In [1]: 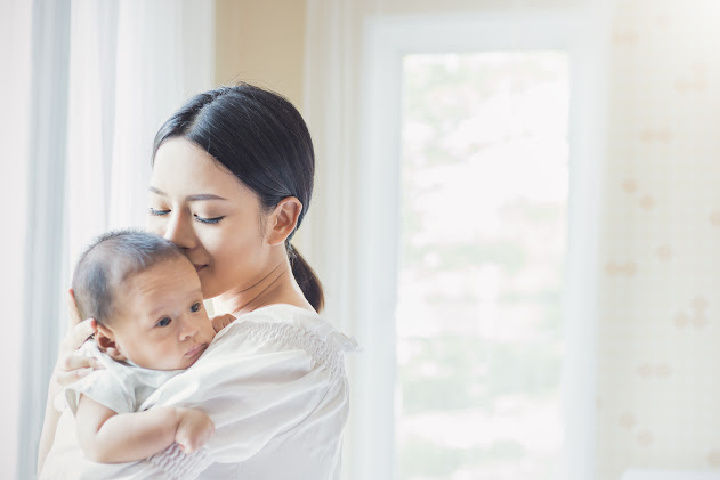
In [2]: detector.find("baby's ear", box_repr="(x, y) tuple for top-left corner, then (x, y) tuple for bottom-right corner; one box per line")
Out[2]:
(95, 325), (117, 351)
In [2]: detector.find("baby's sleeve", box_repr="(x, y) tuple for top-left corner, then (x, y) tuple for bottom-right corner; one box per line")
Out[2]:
(64, 342), (137, 415)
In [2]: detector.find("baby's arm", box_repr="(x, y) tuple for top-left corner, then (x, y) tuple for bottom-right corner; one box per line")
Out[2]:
(75, 395), (214, 463)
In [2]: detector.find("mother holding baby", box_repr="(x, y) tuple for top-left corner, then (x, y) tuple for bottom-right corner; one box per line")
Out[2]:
(37, 84), (354, 479)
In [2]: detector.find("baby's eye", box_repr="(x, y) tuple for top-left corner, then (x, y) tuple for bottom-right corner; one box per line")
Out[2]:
(191, 302), (202, 313)
(155, 316), (172, 327)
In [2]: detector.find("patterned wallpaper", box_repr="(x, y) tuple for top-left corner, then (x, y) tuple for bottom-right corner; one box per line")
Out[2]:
(597, 0), (720, 478)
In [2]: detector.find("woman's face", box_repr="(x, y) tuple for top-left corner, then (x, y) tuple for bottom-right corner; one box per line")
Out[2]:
(147, 137), (271, 299)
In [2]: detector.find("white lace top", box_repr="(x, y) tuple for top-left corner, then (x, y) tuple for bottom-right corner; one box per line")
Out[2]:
(41, 304), (356, 480)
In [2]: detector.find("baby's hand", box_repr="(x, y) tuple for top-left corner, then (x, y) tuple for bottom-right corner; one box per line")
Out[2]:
(175, 407), (215, 454)
(211, 314), (236, 333)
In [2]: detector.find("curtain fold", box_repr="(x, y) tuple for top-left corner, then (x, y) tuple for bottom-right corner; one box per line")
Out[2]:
(17, 1), (214, 477)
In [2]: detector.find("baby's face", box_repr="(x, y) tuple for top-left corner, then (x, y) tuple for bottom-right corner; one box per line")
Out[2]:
(105, 256), (215, 370)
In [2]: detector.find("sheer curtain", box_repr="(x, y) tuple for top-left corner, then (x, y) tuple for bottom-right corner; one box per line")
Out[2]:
(16, 1), (214, 477)
(0, 1), (32, 478)
(65, 0), (214, 274)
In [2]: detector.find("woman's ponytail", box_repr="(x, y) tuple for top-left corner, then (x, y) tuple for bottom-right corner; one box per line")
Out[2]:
(288, 244), (324, 313)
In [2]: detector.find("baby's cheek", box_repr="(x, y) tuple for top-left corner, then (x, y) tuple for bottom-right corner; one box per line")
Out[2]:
(202, 321), (217, 341)
(153, 341), (184, 369)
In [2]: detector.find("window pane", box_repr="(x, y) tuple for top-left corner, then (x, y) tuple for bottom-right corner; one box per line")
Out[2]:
(396, 52), (569, 479)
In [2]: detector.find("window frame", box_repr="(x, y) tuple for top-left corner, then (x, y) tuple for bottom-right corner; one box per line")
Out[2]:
(352, 9), (609, 479)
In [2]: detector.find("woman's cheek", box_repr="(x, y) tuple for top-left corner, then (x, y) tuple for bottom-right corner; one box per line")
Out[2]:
(145, 215), (166, 235)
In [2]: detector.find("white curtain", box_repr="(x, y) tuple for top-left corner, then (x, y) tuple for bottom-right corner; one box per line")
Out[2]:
(0, 1), (33, 478)
(65, 0), (215, 274)
(15, 1), (214, 478)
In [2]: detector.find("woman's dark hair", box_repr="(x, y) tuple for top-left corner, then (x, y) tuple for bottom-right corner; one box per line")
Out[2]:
(152, 83), (324, 312)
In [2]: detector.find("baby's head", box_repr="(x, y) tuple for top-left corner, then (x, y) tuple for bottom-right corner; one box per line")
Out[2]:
(72, 231), (215, 370)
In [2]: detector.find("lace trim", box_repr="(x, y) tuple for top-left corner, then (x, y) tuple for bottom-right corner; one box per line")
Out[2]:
(147, 443), (212, 480)
(231, 321), (353, 381)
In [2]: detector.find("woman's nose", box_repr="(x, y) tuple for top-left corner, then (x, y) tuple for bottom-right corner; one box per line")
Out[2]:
(164, 210), (197, 250)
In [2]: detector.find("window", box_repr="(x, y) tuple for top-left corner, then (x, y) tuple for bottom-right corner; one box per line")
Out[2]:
(396, 52), (569, 479)
(352, 12), (604, 479)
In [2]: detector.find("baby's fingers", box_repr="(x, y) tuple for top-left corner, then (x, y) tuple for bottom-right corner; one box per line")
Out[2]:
(211, 314), (235, 333)
(176, 436), (199, 455)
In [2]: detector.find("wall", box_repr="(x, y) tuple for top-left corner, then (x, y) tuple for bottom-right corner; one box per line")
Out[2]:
(215, 0), (307, 111)
(597, 0), (720, 477)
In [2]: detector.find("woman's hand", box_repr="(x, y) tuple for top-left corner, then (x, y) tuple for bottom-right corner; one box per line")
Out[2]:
(211, 314), (236, 333)
(51, 289), (103, 387)
(38, 289), (104, 473)
(174, 407), (215, 454)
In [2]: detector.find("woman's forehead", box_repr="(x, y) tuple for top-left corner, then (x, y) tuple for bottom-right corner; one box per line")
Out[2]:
(151, 137), (250, 199)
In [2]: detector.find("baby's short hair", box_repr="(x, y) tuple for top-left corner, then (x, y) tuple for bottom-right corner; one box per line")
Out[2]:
(71, 230), (184, 326)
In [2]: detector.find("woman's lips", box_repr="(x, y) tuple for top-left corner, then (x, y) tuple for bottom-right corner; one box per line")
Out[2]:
(185, 342), (208, 358)
(193, 264), (207, 273)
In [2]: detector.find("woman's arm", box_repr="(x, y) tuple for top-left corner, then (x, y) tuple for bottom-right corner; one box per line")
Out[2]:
(37, 293), (99, 474)
(37, 377), (63, 473)
(75, 395), (214, 463)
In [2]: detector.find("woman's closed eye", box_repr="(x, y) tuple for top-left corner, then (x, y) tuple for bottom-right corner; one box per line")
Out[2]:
(148, 207), (170, 216)
(194, 214), (225, 224)
(191, 302), (202, 313)
(155, 316), (172, 327)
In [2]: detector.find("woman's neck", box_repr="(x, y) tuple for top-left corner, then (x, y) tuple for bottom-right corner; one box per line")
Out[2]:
(213, 254), (313, 316)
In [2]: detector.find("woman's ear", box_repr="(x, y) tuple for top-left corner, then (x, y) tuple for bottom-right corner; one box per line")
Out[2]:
(95, 324), (118, 352)
(266, 197), (302, 246)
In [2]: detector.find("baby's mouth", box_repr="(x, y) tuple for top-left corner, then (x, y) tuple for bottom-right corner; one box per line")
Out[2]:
(193, 264), (208, 273)
(185, 342), (208, 359)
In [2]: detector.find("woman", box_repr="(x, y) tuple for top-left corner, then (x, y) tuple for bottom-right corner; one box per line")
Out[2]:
(38, 84), (354, 479)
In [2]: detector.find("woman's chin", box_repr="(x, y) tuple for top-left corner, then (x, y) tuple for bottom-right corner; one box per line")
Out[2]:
(200, 282), (222, 300)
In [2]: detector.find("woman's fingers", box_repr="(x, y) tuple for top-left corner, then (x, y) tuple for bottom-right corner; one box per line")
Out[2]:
(61, 352), (99, 372)
(52, 318), (101, 387)
(60, 318), (96, 351)
(65, 289), (82, 327)
(54, 367), (94, 387)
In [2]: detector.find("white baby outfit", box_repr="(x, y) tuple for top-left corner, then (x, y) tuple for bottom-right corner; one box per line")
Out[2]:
(41, 304), (356, 480)
(60, 341), (182, 416)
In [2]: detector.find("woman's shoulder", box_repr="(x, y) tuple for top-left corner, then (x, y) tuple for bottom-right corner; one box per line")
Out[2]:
(227, 304), (357, 352)
(206, 304), (357, 378)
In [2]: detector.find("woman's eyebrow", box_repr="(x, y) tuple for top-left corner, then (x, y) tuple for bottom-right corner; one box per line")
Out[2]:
(185, 193), (228, 202)
(148, 186), (227, 202)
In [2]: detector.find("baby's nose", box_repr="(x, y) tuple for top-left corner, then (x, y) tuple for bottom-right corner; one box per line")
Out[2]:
(178, 317), (198, 340)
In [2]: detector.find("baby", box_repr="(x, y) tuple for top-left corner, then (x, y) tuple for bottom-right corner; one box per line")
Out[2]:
(63, 230), (234, 463)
